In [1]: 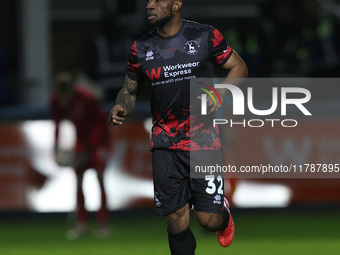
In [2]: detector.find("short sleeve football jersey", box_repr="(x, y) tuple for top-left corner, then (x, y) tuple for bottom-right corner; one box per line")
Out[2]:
(126, 20), (233, 151)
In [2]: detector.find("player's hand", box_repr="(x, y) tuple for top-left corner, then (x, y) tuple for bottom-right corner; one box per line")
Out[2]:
(207, 93), (223, 115)
(108, 105), (128, 125)
(198, 89), (225, 115)
(73, 151), (90, 169)
(54, 149), (74, 167)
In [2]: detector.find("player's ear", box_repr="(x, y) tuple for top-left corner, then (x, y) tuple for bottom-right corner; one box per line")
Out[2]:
(173, 0), (183, 12)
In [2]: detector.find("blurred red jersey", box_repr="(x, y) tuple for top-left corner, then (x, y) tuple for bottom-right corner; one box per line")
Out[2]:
(50, 85), (108, 153)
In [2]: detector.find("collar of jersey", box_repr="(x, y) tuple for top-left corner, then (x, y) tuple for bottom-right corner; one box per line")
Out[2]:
(156, 19), (186, 39)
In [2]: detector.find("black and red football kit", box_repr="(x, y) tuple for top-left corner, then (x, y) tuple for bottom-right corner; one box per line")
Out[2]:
(127, 19), (233, 151)
(126, 20), (233, 215)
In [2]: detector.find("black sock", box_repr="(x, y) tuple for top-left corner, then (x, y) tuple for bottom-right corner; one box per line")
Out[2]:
(168, 227), (196, 255)
(219, 209), (230, 231)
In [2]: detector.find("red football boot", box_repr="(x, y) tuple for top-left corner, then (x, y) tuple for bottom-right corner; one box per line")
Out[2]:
(216, 197), (235, 247)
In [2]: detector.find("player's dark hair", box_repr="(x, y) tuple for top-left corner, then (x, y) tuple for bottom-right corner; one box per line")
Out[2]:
(53, 72), (75, 92)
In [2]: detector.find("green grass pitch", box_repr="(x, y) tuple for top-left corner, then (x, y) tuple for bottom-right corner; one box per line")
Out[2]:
(1, 208), (339, 255)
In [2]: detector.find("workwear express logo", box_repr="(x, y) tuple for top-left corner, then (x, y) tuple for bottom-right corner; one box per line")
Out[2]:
(198, 80), (312, 128)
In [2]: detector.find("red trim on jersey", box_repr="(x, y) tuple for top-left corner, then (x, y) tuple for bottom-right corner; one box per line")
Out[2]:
(128, 61), (140, 72)
(131, 41), (138, 55)
(216, 46), (232, 65)
(211, 29), (225, 48)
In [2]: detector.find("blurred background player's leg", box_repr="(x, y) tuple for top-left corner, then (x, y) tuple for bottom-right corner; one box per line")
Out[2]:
(66, 166), (88, 240)
(95, 169), (110, 238)
(93, 147), (110, 238)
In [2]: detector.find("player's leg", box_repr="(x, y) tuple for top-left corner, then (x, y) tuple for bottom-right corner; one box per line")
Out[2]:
(191, 176), (234, 247)
(194, 199), (234, 246)
(66, 166), (88, 239)
(190, 174), (226, 232)
(216, 197), (235, 247)
(75, 167), (87, 224)
(96, 170), (109, 225)
(193, 211), (224, 231)
(166, 203), (190, 233)
(152, 149), (196, 255)
(95, 169), (110, 238)
(167, 203), (196, 255)
(190, 149), (234, 247)
(91, 147), (110, 238)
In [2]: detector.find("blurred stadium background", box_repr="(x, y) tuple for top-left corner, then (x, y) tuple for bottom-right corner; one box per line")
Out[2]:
(0, 0), (340, 254)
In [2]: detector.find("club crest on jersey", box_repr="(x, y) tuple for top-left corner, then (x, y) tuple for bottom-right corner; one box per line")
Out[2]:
(185, 40), (200, 55)
(154, 192), (162, 208)
(146, 50), (154, 61)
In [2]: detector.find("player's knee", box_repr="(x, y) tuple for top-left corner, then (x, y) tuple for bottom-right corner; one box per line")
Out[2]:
(196, 213), (221, 232)
(167, 209), (188, 225)
(166, 205), (190, 233)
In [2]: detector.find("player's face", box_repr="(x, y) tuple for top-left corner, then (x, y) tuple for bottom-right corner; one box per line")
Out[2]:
(146, 0), (175, 27)
(54, 76), (75, 105)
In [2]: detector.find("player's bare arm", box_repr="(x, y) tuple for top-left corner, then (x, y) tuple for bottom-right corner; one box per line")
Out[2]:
(108, 75), (142, 125)
(222, 50), (248, 85)
(207, 51), (248, 114)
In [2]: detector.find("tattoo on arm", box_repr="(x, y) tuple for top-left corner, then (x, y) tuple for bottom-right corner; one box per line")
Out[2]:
(116, 75), (141, 114)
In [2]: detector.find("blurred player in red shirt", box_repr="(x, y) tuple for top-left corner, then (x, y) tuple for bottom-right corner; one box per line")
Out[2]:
(50, 72), (109, 239)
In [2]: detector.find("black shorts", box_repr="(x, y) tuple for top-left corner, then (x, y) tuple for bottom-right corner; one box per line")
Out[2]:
(152, 149), (224, 216)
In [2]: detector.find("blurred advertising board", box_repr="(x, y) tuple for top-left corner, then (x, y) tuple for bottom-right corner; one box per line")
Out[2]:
(0, 117), (339, 211)
(0, 120), (153, 212)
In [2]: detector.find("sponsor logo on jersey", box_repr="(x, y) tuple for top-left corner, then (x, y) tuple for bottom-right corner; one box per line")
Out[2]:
(185, 40), (200, 55)
(213, 194), (222, 204)
(146, 50), (154, 61)
(146, 67), (162, 80)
